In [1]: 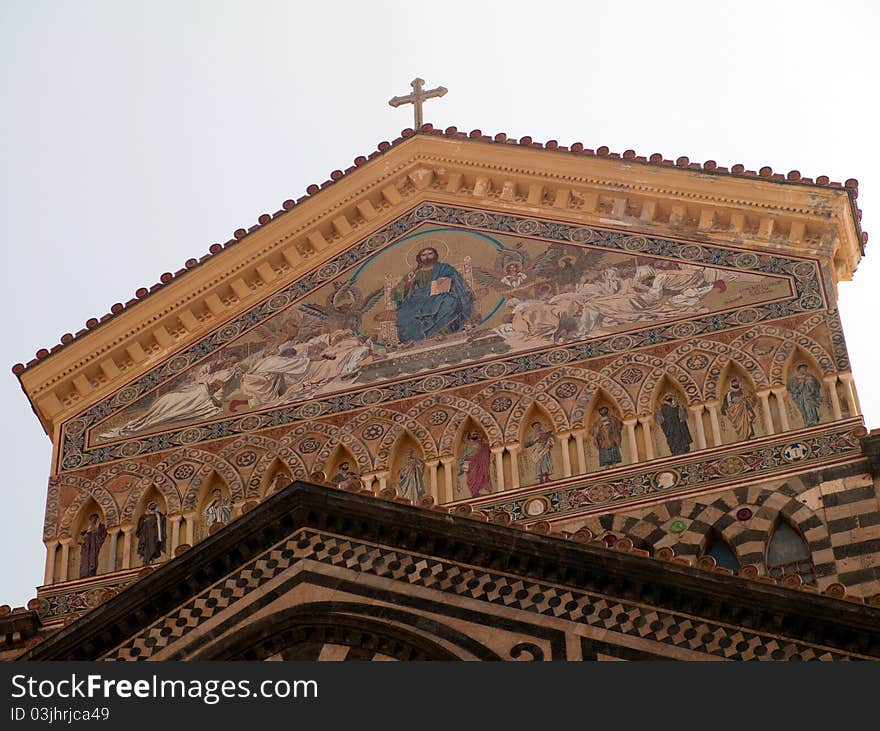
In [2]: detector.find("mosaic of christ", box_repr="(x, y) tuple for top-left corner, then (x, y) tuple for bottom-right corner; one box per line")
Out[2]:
(92, 225), (790, 442)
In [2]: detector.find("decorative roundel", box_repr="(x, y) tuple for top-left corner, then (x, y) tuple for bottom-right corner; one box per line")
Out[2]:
(317, 263), (339, 279)
(679, 245), (705, 261)
(602, 533), (619, 546)
(237, 415), (263, 432)
(669, 519), (687, 534)
(716, 456), (745, 476)
(64, 419), (87, 437)
(620, 367), (643, 385)
(490, 396), (513, 413)
(115, 386), (141, 405)
(428, 410), (449, 426)
(168, 355), (190, 373)
(610, 335), (634, 352)
(621, 236), (648, 252)
(735, 252), (759, 269)
(799, 294), (823, 310)
(298, 437), (320, 453)
(736, 508), (753, 521)
(464, 211), (490, 228)
(234, 450), (258, 468)
(566, 226), (597, 244)
(267, 294), (291, 310)
(362, 423), (385, 441)
(360, 389), (383, 405)
(554, 382), (579, 399)
(299, 402), (323, 418)
(61, 453), (84, 470)
(524, 497), (548, 517)
(585, 484), (614, 503)
(179, 428), (204, 445)
(366, 232), (390, 249)
(735, 308), (759, 324)
(482, 362), (509, 378)
(671, 322), (698, 338)
(172, 464), (196, 481)
(685, 354), (709, 371)
(422, 375), (448, 392)
(217, 324), (241, 342)
(545, 349), (570, 365)
(750, 340), (775, 356)
(792, 261), (815, 278)
(651, 470), (680, 490)
(515, 219), (540, 235)
(782, 442), (811, 462)
(415, 204), (437, 219)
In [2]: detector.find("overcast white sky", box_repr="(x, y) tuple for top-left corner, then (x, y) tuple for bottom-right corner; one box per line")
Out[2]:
(1, 1), (878, 606)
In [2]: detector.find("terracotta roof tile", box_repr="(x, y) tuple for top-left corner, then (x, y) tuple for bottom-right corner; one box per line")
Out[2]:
(12, 125), (866, 376)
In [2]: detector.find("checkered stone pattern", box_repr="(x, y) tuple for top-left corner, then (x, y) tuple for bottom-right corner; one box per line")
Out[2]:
(105, 530), (856, 661)
(108, 543), (307, 661)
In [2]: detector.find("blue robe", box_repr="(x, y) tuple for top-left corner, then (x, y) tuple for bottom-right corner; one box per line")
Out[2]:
(394, 263), (473, 343)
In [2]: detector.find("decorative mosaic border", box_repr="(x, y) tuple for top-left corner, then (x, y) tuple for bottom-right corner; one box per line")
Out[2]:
(466, 422), (866, 522)
(60, 203), (823, 472)
(105, 529), (861, 661)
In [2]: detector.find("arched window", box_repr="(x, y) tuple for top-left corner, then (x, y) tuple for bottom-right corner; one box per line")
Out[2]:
(767, 521), (815, 585)
(703, 531), (740, 574)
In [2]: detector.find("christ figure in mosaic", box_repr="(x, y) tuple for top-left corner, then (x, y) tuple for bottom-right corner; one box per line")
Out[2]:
(392, 246), (473, 344)
(592, 406), (623, 467)
(524, 421), (555, 484)
(78, 513), (107, 578)
(655, 393), (692, 455)
(458, 431), (492, 497)
(721, 377), (758, 440)
(787, 364), (822, 427)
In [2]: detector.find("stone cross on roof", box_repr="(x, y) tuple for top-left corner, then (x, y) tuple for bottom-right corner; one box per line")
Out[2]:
(388, 77), (447, 129)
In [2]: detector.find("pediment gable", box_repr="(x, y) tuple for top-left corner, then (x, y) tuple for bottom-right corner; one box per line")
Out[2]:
(17, 131), (863, 447)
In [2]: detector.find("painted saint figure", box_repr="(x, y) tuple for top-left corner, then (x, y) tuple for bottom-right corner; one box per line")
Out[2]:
(721, 377), (758, 440)
(655, 394), (693, 456)
(458, 431), (493, 497)
(136, 502), (166, 566)
(396, 449), (426, 502)
(392, 246), (474, 343)
(330, 462), (363, 491)
(787, 364), (822, 427)
(78, 513), (107, 579)
(524, 421), (555, 484)
(204, 488), (232, 528)
(592, 406), (623, 467)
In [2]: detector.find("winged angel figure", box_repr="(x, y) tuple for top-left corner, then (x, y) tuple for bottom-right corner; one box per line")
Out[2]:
(471, 242), (602, 293)
(297, 279), (384, 334)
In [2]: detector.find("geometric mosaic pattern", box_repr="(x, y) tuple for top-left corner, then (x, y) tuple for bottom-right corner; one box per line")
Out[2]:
(61, 202), (823, 471)
(105, 529), (861, 662)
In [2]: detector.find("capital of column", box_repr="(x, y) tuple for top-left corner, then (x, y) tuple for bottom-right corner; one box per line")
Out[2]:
(756, 388), (772, 398)
(688, 404), (705, 414)
(703, 399), (720, 410)
(556, 430), (573, 440)
(490, 445), (506, 455)
(637, 416), (653, 426)
(623, 417), (638, 427)
(838, 371), (854, 384)
(425, 458), (440, 468)
(822, 374), (839, 385)
(770, 386), (787, 397)
(439, 455), (456, 465)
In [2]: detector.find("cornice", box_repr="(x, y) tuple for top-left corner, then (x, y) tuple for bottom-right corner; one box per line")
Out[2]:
(15, 131), (864, 438)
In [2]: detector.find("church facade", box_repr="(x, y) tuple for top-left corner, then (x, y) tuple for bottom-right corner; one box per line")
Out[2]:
(4, 127), (880, 660)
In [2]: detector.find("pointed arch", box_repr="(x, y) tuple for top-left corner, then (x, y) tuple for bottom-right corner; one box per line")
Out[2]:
(313, 427), (372, 475)
(176, 450), (245, 508)
(769, 334), (835, 384)
(636, 357), (702, 415)
(405, 394), (501, 455)
(766, 517), (816, 585)
(106, 462), (181, 521)
(56, 479), (120, 537)
(558, 366), (636, 425)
